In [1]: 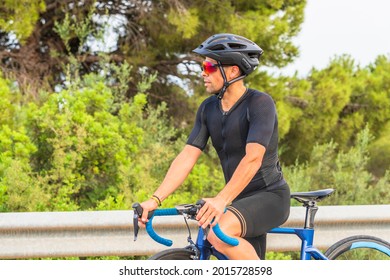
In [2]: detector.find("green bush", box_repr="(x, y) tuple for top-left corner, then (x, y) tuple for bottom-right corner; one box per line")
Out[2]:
(284, 125), (390, 205)
(0, 67), (225, 212)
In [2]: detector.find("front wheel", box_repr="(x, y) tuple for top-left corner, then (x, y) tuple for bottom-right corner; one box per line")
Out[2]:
(325, 235), (390, 260)
(148, 248), (198, 260)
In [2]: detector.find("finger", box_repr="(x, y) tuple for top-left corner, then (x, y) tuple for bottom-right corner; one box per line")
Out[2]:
(210, 214), (220, 227)
(202, 214), (216, 229)
(141, 210), (149, 223)
(196, 204), (209, 220)
(199, 209), (216, 228)
(138, 220), (146, 229)
(210, 208), (224, 226)
(197, 209), (210, 227)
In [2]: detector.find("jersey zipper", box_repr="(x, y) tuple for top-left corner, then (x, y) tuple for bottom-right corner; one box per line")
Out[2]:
(221, 113), (229, 176)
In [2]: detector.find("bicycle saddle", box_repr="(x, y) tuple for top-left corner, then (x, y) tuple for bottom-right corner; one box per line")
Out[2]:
(291, 188), (335, 204)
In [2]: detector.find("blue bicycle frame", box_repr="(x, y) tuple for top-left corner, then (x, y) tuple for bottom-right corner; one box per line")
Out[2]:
(196, 228), (228, 260)
(268, 227), (328, 260)
(194, 226), (328, 260)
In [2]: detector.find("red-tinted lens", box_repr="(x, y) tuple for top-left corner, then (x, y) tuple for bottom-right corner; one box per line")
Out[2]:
(202, 61), (218, 75)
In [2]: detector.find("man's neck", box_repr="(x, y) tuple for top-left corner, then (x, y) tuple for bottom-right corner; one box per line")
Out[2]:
(223, 83), (247, 102)
(220, 82), (247, 111)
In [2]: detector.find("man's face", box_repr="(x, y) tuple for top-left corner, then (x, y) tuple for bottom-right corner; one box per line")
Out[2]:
(201, 57), (238, 94)
(201, 57), (224, 94)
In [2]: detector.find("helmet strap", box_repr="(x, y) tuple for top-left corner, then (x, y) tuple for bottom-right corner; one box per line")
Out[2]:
(217, 62), (247, 99)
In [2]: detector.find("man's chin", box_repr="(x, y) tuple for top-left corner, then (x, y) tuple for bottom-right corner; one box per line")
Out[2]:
(206, 89), (220, 95)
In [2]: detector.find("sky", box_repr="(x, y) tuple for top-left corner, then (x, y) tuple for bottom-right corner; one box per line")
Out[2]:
(276, 0), (390, 76)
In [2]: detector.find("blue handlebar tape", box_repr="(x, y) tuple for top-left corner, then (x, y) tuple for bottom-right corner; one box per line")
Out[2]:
(213, 224), (239, 246)
(145, 207), (239, 247)
(145, 208), (178, 247)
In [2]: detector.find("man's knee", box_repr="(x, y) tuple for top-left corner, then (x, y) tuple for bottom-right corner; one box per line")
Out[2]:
(207, 226), (240, 252)
(207, 228), (226, 252)
(207, 211), (242, 250)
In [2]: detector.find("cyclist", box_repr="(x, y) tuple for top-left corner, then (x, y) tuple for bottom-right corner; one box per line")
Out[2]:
(138, 33), (290, 260)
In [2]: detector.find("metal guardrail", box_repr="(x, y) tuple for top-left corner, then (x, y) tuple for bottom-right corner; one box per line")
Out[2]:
(0, 205), (389, 259)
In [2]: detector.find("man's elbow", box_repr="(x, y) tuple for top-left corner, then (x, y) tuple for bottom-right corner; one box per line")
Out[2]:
(245, 143), (266, 165)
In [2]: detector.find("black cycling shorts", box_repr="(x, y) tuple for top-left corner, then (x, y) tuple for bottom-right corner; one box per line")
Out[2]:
(227, 182), (290, 238)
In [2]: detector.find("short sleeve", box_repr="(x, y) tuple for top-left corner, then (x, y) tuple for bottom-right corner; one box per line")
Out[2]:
(246, 93), (276, 148)
(186, 100), (210, 150)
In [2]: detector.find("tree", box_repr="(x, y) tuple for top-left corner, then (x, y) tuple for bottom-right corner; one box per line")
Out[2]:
(254, 55), (390, 170)
(0, 0), (306, 124)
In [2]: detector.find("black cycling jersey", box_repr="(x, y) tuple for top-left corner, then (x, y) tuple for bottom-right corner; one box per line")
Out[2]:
(187, 88), (285, 195)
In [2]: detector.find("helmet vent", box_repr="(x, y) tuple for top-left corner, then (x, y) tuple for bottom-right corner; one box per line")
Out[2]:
(208, 44), (226, 51)
(248, 52), (261, 58)
(228, 43), (247, 49)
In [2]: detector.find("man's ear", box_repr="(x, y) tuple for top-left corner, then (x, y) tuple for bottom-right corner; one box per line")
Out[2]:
(231, 65), (242, 78)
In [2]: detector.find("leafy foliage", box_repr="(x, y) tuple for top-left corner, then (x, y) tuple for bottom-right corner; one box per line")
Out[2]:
(0, 0), (306, 125)
(283, 126), (390, 206)
(0, 0), (388, 213)
(0, 0), (46, 42)
(0, 60), (226, 211)
(249, 55), (390, 178)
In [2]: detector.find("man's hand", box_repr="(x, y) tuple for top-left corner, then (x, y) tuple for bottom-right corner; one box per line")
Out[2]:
(196, 196), (227, 228)
(138, 199), (159, 228)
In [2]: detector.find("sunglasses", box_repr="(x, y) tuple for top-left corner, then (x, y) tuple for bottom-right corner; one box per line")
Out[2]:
(201, 61), (219, 75)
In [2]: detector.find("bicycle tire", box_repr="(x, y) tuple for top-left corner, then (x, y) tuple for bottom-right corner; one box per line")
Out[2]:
(148, 248), (197, 260)
(325, 235), (390, 260)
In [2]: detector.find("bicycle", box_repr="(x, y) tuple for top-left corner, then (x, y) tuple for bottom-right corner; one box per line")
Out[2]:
(132, 188), (390, 260)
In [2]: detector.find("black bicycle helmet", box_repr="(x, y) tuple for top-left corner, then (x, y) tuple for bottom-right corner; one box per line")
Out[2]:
(192, 33), (263, 75)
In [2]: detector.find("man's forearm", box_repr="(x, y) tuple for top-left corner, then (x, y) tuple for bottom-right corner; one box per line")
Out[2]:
(153, 145), (202, 202)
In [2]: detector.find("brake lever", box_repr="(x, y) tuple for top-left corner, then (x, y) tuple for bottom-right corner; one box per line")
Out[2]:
(132, 202), (154, 241)
(194, 200), (211, 240)
(196, 199), (205, 207)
